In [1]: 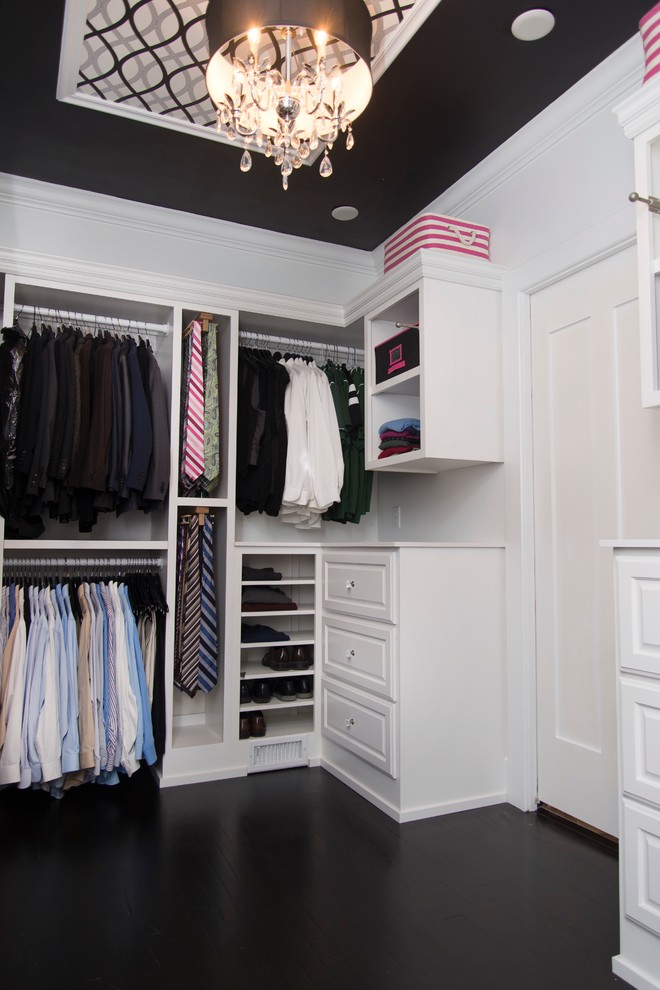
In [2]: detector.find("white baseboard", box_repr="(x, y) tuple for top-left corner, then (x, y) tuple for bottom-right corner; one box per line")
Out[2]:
(613, 955), (660, 990)
(321, 759), (506, 823)
(321, 760), (402, 821)
(157, 765), (248, 788)
(397, 791), (508, 823)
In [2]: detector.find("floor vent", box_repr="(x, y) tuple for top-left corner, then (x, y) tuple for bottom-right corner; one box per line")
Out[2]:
(248, 735), (308, 773)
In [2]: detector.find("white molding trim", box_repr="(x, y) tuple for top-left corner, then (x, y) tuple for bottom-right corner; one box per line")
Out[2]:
(0, 246), (348, 329)
(320, 760), (402, 820)
(371, 0), (443, 83)
(345, 250), (506, 323)
(0, 173), (378, 281)
(397, 792), (507, 823)
(614, 74), (660, 138)
(417, 37), (644, 222)
(612, 956), (660, 990)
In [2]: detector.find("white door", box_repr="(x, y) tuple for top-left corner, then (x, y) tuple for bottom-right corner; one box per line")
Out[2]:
(532, 246), (641, 837)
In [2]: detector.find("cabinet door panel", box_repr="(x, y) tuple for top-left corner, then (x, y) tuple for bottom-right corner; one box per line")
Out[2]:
(323, 552), (395, 621)
(322, 679), (396, 778)
(623, 800), (660, 936)
(621, 678), (660, 806)
(322, 614), (396, 700)
(617, 555), (660, 677)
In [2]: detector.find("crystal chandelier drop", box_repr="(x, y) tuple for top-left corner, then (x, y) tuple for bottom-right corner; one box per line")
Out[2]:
(204, 0), (373, 190)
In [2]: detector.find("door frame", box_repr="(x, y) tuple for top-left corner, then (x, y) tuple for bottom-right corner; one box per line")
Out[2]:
(502, 213), (636, 812)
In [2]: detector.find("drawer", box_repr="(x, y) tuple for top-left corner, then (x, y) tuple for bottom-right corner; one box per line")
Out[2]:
(322, 614), (396, 700)
(622, 799), (660, 936)
(621, 678), (660, 806)
(323, 552), (396, 622)
(616, 554), (660, 677)
(322, 679), (396, 778)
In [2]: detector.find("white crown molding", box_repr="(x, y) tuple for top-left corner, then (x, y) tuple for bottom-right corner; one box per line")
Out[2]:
(416, 36), (645, 223)
(0, 173), (378, 280)
(344, 250), (505, 323)
(614, 74), (660, 138)
(0, 245), (347, 329)
(371, 0), (443, 83)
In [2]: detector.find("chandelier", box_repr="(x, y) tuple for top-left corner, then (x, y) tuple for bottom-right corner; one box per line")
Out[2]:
(204, 0), (373, 190)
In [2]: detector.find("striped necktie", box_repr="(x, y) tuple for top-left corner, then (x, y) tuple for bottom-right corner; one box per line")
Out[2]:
(176, 516), (202, 698)
(183, 322), (205, 488)
(200, 325), (220, 491)
(198, 514), (219, 693)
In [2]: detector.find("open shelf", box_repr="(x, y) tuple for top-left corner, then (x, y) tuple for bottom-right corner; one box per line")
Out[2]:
(240, 707), (315, 738)
(241, 659), (315, 679)
(240, 698), (314, 712)
(371, 368), (421, 396)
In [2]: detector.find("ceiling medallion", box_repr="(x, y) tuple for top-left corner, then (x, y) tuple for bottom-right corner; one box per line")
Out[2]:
(204, 0), (373, 189)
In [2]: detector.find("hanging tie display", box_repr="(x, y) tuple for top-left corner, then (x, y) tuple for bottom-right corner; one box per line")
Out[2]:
(174, 508), (220, 698)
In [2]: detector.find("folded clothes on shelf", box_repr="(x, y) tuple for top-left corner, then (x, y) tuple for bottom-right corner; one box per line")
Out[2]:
(241, 586), (295, 605)
(377, 417), (421, 458)
(378, 446), (421, 459)
(242, 565), (283, 581)
(378, 418), (421, 436)
(241, 623), (291, 643)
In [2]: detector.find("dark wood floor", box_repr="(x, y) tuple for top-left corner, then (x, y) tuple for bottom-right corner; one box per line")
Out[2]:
(0, 766), (631, 990)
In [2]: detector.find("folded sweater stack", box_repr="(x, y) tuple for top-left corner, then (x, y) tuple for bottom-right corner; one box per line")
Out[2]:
(241, 586), (298, 611)
(377, 418), (421, 459)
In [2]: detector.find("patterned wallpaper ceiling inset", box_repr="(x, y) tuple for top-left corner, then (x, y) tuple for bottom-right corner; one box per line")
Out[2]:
(63, 0), (428, 138)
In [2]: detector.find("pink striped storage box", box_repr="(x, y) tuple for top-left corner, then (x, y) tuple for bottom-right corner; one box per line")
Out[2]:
(641, 2), (660, 83)
(384, 213), (490, 273)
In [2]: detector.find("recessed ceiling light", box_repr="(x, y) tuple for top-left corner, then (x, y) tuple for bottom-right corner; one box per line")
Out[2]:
(332, 205), (359, 221)
(511, 8), (555, 42)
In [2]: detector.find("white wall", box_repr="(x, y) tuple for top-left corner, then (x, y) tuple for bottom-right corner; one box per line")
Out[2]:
(410, 36), (646, 811)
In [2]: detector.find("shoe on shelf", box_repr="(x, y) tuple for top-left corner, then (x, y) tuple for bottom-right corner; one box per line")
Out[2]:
(239, 712), (251, 739)
(240, 681), (252, 704)
(262, 646), (291, 670)
(272, 678), (297, 702)
(251, 680), (273, 704)
(295, 676), (313, 699)
(249, 711), (266, 737)
(290, 645), (312, 670)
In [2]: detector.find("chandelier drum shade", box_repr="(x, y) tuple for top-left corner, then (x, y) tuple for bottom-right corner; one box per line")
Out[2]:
(204, 0), (373, 189)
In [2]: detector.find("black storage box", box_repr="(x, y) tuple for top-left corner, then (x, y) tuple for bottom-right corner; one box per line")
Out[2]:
(374, 326), (420, 384)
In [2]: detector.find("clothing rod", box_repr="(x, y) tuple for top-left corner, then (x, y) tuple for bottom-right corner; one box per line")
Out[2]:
(14, 306), (169, 336)
(239, 330), (364, 357)
(2, 556), (165, 570)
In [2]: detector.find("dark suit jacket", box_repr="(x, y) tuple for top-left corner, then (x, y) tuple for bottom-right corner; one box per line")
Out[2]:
(142, 344), (170, 504)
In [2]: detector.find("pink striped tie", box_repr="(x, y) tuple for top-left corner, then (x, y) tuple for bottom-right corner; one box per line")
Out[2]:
(184, 321), (205, 485)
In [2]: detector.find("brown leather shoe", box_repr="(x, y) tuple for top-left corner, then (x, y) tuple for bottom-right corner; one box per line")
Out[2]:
(290, 645), (312, 670)
(239, 712), (251, 739)
(249, 711), (266, 737)
(261, 646), (291, 670)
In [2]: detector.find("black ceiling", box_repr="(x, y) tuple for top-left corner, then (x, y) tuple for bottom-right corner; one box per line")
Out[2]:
(0, 1), (651, 251)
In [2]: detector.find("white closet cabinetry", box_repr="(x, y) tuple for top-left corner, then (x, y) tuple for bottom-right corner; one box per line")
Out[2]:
(160, 304), (238, 787)
(320, 545), (506, 823)
(616, 79), (660, 407)
(607, 544), (660, 990)
(0, 274), (241, 789)
(364, 257), (503, 472)
(237, 545), (321, 770)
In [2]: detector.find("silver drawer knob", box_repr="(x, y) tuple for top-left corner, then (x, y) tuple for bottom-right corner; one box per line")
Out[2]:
(346, 579), (355, 590)
(345, 649), (356, 660)
(345, 717), (355, 728)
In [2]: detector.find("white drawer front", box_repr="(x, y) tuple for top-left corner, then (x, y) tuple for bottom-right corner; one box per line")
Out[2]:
(621, 678), (660, 806)
(323, 552), (395, 622)
(617, 555), (660, 677)
(322, 679), (396, 778)
(623, 800), (660, 936)
(322, 614), (396, 700)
